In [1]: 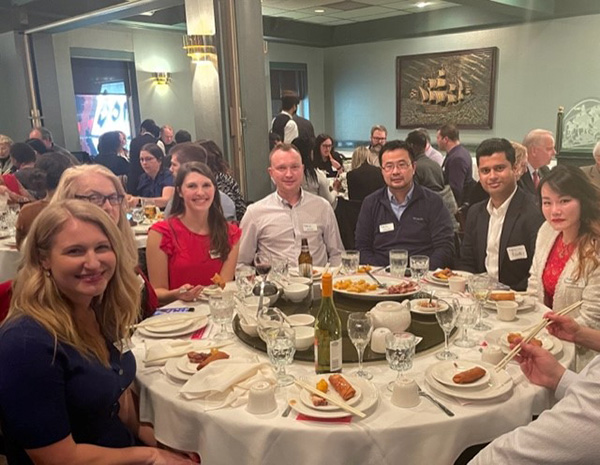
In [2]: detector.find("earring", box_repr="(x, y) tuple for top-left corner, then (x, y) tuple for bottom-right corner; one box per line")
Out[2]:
(43, 268), (51, 277)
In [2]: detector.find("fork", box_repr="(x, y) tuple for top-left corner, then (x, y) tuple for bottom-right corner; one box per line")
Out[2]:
(365, 270), (387, 288)
(416, 383), (455, 417)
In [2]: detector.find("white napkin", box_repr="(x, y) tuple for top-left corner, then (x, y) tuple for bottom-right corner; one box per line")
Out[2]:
(143, 339), (231, 367)
(179, 359), (276, 410)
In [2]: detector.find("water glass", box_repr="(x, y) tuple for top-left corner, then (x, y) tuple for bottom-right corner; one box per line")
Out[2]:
(257, 306), (284, 343)
(209, 292), (235, 340)
(235, 265), (256, 297)
(341, 250), (360, 274)
(266, 325), (296, 386)
(131, 205), (145, 225)
(347, 312), (374, 380)
(469, 274), (492, 331)
(409, 255), (429, 282)
(454, 301), (478, 348)
(385, 332), (417, 391)
(271, 258), (289, 283)
(389, 249), (408, 278)
(435, 300), (458, 360)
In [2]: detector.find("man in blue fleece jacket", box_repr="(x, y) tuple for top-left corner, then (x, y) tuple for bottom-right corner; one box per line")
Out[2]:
(355, 140), (454, 269)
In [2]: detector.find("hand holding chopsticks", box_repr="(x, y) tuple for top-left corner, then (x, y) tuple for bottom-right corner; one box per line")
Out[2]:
(494, 300), (582, 371)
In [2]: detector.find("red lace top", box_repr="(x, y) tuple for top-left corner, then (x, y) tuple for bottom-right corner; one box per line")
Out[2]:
(150, 217), (241, 289)
(542, 233), (576, 308)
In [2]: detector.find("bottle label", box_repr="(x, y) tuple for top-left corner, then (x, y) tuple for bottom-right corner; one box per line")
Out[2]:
(330, 338), (342, 372)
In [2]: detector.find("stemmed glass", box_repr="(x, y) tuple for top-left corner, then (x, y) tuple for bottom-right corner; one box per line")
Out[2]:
(209, 292), (235, 340)
(454, 300), (478, 348)
(235, 265), (255, 298)
(266, 325), (296, 386)
(254, 252), (272, 284)
(347, 312), (374, 380)
(385, 332), (418, 391)
(131, 203), (145, 225)
(271, 258), (289, 284)
(435, 300), (458, 360)
(256, 306), (284, 342)
(469, 274), (492, 331)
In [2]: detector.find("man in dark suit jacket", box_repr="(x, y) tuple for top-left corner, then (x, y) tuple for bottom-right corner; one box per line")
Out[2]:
(293, 113), (315, 142)
(347, 161), (385, 201)
(518, 129), (555, 195)
(458, 138), (544, 291)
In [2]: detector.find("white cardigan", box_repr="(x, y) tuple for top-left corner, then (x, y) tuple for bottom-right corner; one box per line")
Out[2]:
(528, 222), (600, 369)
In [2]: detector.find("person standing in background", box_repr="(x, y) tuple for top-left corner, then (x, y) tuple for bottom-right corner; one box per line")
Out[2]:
(127, 119), (159, 195)
(519, 128), (556, 195)
(437, 123), (474, 206)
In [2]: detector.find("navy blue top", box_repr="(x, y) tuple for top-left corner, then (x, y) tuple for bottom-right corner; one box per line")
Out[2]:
(0, 317), (138, 464)
(94, 152), (130, 177)
(137, 169), (173, 198)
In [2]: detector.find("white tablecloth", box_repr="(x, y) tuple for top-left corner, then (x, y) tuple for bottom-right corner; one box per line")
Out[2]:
(0, 238), (19, 283)
(134, 288), (574, 465)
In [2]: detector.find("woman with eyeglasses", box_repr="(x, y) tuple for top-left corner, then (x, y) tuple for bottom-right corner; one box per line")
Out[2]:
(146, 162), (241, 304)
(126, 143), (174, 209)
(51, 165), (159, 319)
(312, 133), (344, 177)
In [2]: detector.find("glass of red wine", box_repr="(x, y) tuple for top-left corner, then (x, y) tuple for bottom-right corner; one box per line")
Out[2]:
(254, 252), (272, 282)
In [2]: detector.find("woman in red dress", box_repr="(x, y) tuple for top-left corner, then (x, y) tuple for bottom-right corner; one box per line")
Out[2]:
(147, 162), (241, 304)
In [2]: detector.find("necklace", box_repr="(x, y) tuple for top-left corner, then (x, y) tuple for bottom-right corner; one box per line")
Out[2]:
(556, 233), (576, 260)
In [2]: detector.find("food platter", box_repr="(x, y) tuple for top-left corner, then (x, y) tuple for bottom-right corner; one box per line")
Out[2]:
(424, 269), (472, 286)
(333, 275), (419, 301)
(430, 360), (491, 389)
(409, 298), (450, 315)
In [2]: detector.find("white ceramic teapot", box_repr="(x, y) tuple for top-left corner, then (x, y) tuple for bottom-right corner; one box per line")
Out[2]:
(368, 300), (411, 332)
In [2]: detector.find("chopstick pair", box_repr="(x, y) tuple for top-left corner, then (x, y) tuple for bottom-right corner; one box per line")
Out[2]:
(294, 379), (366, 418)
(494, 300), (583, 371)
(130, 313), (203, 330)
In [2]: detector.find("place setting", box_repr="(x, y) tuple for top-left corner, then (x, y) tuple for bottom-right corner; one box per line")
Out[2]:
(484, 328), (563, 358)
(134, 312), (210, 339)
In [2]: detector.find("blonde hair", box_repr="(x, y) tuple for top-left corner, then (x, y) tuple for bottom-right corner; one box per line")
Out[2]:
(5, 200), (140, 365)
(511, 141), (527, 166)
(351, 146), (371, 170)
(52, 164), (137, 266)
(0, 134), (13, 146)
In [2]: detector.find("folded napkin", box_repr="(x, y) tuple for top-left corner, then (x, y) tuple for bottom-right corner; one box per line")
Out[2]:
(143, 338), (231, 367)
(179, 359), (276, 411)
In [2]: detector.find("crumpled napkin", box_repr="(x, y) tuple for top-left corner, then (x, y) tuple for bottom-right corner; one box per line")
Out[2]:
(179, 359), (276, 411)
(143, 339), (230, 367)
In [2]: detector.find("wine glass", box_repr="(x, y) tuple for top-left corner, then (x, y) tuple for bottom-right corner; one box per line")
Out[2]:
(469, 274), (492, 331)
(347, 312), (374, 380)
(266, 325), (296, 386)
(254, 252), (272, 283)
(209, 292), (235, 340)
(271, 258), (289, 284)
(385, 332), (418, 391)
(131, 204), (145, 225)
(235, 265), (255, 298)
(256, 306), (284, 342)
(435, 300), (458, 360)
(454, 300), (478, 348)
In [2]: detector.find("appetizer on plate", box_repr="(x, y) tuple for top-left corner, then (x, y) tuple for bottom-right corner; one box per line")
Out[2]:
(334, 279), (378, 293)
(453, 366), (487, 384)
(432, 268), (458, 281)
(387, 281), (418, 295)
(310, 375), (357, 406)
(357, 265), (373, 274)
(187, 348), (230, 370)
(211, 273), (226, 290)
(506, 332), (542, 347)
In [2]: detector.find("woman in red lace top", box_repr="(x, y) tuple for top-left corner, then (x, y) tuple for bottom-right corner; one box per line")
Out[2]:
(147, 162), (240, 304)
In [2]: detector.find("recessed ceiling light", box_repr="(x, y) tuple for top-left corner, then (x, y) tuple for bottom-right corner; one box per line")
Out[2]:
(416, 2), (431, 8)
(315, 9), (325, 13)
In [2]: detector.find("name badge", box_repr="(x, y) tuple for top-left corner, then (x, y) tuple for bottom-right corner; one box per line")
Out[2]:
(507, 245), (527, 261)
(209, 250), (221, 259)
(303, 223), (318, 233)
(379, 223), (395, 233)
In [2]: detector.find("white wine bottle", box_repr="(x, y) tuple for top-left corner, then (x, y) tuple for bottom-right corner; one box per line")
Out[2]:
(314, 272), (342, 374)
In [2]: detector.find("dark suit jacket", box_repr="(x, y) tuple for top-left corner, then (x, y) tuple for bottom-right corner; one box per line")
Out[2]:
(292, 115), (315, 142)
(518, 165), (550, 196)
(457, 187), (544, 291)
(347, 163), (385, 201)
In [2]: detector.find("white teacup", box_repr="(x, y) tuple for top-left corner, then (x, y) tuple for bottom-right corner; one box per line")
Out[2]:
(391, 377), (420, 408)
(496, 301), (518, 321)
(371, 327), (392, 353)
(481, 345), (504, 364)
(448, 276), (466, 293)
(246, 381), (277, 415)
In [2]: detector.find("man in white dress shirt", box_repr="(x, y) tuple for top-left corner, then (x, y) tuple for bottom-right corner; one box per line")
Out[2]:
(238, 144), (343, 267)
(470, 311), (600, 464)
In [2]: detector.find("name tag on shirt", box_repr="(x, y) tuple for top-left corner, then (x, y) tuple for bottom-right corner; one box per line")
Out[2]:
(379, 223), (395, 233)
(303, 223), (318, 233)
(507, 245), (527, 261)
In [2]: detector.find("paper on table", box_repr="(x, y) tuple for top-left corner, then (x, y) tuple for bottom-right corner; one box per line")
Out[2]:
(179, 359), (276, 411)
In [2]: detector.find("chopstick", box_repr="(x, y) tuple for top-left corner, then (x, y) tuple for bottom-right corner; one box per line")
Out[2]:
(145, 341), (233, 363)
(294, 379), (366, 418)
(131, 314), (203, 330)
(494, 300), (583, 371)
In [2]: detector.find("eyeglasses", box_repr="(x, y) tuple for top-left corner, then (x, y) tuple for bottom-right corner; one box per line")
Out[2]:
(75, 194), (124, 206)
(321, 144), (333, 149)
(372, 137), (386, 142)
(382, 162), (413, 172)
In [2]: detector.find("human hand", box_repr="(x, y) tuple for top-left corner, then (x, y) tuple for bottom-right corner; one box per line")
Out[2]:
(544, 311), (581, 343)
(332, 179), (342, 192)
(126, 195), (140, 208)
(177, 284), (204, 302)
(151, 447), (199, 464)
(513, 340), (565, 390)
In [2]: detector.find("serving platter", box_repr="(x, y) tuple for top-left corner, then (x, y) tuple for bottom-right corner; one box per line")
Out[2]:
(333, 275), (419, 301)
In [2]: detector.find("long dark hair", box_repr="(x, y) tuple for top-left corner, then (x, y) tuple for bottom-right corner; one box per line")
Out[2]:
(539, 164), (600, 280)
(171, 162), (231, 261)
(292, 137), (317, 184)
(197, 139), (230, 175)
(312, 133), (334, 171)
(97, 131), (121, 155)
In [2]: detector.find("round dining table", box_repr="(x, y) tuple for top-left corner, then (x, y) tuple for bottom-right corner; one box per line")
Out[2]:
(132, 277), (575, 465)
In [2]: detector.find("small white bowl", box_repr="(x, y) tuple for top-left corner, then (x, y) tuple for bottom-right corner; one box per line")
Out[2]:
(294, 326), (314, 351)
(239, 319), (258, 337)
(286, 313), (315, 327)
(288, 276), (312, 286)
(284, 283), (310, 303)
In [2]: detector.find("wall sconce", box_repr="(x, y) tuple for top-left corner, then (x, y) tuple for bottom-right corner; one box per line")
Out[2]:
(152, 72), (171, 85)
(183, 34), (217, 65)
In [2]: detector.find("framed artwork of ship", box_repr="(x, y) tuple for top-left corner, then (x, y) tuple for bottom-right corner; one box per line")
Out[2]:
(396, 47), (498, 129)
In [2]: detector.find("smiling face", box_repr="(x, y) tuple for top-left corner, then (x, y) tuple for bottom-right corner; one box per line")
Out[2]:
(268, 148), (304, 200)
(179, 171), (215, 213)
(140, 150), (161, 178)
(541, 183), (581, 239)
(381, 148), (415, 194)
(42, 218), (116, 307)
(74, 174), (121, 224)
(478, 151), (518, 205)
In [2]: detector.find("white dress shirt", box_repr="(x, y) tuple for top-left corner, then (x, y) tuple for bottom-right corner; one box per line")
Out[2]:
(484, 187), (517, 280)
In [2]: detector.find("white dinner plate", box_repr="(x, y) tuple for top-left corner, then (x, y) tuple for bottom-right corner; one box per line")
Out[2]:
(498, 330), (554, 351)
(143, 318), (196, 334)
(332, 275), (419, 301)
(424, 270), (472, 286)
(136, 315), (208, 338)
(290, 266), (327, 280)
(299, 375), (363, 411)
(430, 360), (491, 389)
(164, 357), (193, 383)
(288, 376), (378, 419)
(484, 294), (535, 312)
(409, 298), (450, 315)
(177, 355), (202, 375)
(484, 328), (563, 357)
(425, 361), (513, 401)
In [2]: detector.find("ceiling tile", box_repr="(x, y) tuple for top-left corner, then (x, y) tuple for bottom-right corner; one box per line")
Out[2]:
(329, 5), (395, 19)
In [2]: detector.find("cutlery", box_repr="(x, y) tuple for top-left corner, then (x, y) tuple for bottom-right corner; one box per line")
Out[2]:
(281, 403), (293, 417)
(416, 383), (455, 417)
(365, 270), (387, 289)
(131, 314), (204, 330)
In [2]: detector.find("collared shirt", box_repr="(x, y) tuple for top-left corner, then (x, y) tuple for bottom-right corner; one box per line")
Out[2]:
(270, 111), (298, 144)
(425, 145), (444, 166)
(387, 183), (415, 221)
(137, 168), (173, 198)
(238, 189), (344, 267)
(484, 186), (518, 279)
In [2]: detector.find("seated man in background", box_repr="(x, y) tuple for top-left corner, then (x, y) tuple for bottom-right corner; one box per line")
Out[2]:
(238, 144), (343, 267)
(457, 138), (543, 291)
(355, 140), (454, 269)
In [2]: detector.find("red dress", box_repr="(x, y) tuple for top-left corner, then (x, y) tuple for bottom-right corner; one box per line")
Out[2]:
(542, 232), (576, 308)
(150, 217), (241, 289)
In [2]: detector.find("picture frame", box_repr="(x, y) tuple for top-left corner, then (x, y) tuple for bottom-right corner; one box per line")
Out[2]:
(396, 47), (498, 129)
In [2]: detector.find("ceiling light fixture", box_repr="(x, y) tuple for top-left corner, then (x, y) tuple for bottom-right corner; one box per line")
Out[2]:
(416, 2), (431, 8)
(183, 34), (217, 65)
(151, 72), (171, 86)
(315, 9), (325, 13)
